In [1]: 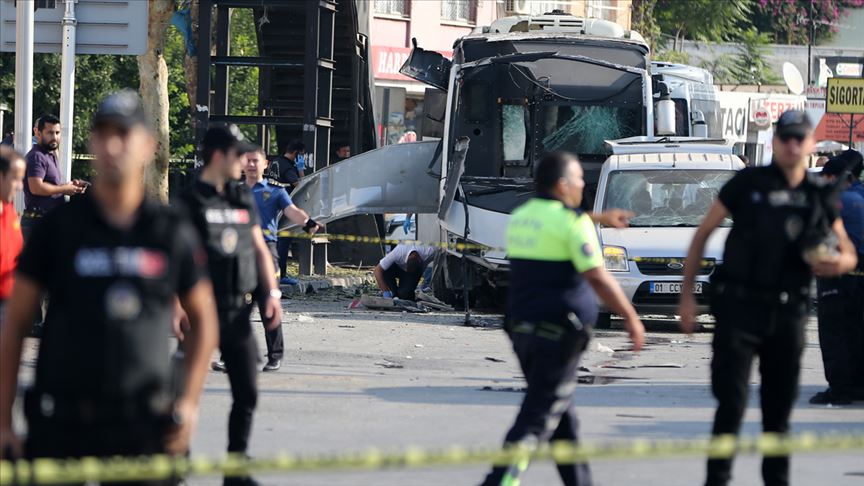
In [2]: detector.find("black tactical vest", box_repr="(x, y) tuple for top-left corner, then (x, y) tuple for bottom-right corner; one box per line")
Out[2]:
(182, 179), (259, 309)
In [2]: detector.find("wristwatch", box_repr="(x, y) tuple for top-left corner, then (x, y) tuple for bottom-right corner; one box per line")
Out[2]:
(269, 288), (283, 300)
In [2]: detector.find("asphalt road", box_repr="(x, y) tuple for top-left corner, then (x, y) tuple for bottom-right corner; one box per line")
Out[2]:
(13, 293), (864, 485)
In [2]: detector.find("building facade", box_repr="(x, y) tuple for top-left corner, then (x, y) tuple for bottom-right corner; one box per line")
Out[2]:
(371, 0), (632, 145)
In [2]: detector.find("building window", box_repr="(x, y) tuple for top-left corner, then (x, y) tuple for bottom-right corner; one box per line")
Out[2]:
(441, 0), (477, 24)
(374, 0), (410, 17)
(586, 0), (616, 21)
(504, 1), (572, 15)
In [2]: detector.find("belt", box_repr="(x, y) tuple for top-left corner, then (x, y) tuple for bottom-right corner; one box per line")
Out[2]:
(21, 209), (44, 219)
(714, 281), (809, 305)
(506, 313), (588, 339)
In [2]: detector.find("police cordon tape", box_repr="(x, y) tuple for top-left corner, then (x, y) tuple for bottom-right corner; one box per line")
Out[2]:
(268, 230), (864, 275)
(2, 433), (864, 484)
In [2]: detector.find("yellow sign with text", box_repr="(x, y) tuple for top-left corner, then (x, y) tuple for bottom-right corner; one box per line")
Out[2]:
(826, 77), (864, 114)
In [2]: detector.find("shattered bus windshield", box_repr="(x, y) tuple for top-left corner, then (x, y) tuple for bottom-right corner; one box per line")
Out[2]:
(538, 103), (641, 157)
(602, 170), (734, 227)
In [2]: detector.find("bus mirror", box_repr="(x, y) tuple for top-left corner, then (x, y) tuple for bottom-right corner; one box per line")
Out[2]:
(655, 82), (676, 136)
(691, 110), (708, 138)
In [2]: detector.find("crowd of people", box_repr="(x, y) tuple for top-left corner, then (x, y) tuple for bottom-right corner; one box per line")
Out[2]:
(0, 94), (861, 486)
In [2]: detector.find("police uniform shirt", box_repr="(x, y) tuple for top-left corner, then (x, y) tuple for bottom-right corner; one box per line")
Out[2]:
(250, 179), (292, 242)
(180, 179), (259, 310)
(718, 163), (835, 290)
(15, 194), (208, 399)
(506, 197), (604, 325)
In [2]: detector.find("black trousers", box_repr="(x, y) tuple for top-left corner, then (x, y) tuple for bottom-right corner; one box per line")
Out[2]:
(25, 413), (175, 486)
(481, 322), (592, 486)
(277, 236), (292, 278)
(382, 264), (423, 300)
(219, 305), (259, 454)
(706, 293), (808, 486)
(255, 241), (284, 360)
(817, 275), (864, 394)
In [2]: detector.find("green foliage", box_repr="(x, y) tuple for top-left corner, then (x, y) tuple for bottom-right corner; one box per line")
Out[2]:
(655, 0), (751, 45)
(631, 0), (661, 52)
(0, 52), (139, 153)
(653, 50), (690, 64)
(165, 24), (196, 159)
(227, 8), (261, 144)
(729, 29), (781, 85)
(0, 6), (263, 159)
(699, 54), (738, 84)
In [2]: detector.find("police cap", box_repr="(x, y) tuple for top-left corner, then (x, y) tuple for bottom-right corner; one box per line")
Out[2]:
(775, 110), (813, 138)
(93, 90), (148, 131)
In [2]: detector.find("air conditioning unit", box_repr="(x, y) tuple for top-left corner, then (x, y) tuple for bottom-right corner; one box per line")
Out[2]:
(504, 0), (531, 14)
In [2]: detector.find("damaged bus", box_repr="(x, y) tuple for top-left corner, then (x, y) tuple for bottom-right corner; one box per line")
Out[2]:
(289, 10), (719, 305)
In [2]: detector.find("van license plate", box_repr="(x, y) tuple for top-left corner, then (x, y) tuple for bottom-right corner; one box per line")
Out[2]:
(650, 282), (702, 294)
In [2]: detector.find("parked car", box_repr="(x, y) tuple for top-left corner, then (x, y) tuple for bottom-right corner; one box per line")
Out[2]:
(594, 138), (745, 328)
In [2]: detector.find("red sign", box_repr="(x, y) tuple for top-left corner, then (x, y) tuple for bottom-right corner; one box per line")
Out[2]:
(371, 45), (452, 81)
(814, 113), (864, 143)
(749, 96), (806, 124)
(753, 109), (771, 128)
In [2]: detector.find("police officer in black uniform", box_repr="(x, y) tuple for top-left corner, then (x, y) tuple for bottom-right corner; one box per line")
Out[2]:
(0, 91), (220, 484)
(679, 110), (858, 486)
(178, 125), (282, 486)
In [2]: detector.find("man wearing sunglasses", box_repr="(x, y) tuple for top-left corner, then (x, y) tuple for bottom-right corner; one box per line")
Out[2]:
(678, 109), (858, 486)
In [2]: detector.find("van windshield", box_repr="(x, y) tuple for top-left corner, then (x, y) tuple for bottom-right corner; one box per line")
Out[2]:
(602, 169), (735, 227)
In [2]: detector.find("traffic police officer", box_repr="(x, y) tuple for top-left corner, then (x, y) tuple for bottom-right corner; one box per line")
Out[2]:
(481, 151), (645, 486)
(810, 155), (864, 404)
(179, 125), (281, 486)
(0, 91), (219, 483)
(679, 110), (858, 486)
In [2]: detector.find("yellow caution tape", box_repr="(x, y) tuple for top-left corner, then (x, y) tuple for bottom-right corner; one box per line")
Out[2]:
(266, 231), (864, 277)
(2, 433), (863, 484)
(265, 229), (498, 252)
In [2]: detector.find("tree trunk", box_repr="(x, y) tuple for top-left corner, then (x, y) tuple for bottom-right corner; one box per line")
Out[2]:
(138, 0), (175, 203)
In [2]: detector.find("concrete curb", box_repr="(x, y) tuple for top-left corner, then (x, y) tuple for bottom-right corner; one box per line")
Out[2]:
(280, 274), (375, 295)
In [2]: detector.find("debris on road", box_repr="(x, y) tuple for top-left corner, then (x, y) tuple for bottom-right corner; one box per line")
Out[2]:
(376, 361), (404, 369)
(485, 357), (506, 363)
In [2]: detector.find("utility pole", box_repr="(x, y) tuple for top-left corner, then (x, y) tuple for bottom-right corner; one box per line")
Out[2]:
(806, 0), (814, 85)
(59, 0), (78, 183)
(14, 0), (35, 211)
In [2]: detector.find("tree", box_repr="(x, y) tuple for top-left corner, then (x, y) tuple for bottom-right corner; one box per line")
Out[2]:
(654, 50), (690, 64)
(631, 0), (661, 52)
(699, 54), (738, 84)
(655, 0), (751, 50)
(729, 29), (781, 85)
(138, 0), (176, 203)
(753, 0), (864, 45)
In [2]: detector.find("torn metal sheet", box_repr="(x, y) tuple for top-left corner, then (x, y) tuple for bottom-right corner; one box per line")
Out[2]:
(287, 141), (442, 228)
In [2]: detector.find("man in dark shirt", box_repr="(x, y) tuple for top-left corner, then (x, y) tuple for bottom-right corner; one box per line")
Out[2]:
(0, 91), (219, 481)
(22, 115), (87, 226)
(679, 110), (858, 486)
(267, 141), (307, 282)
(179, 125), (281, 486)
(267, 141), (306, 190)
(809, 156), (864, 405)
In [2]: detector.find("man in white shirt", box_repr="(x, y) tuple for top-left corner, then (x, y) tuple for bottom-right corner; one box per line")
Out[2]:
(374, 243), (436, 300)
